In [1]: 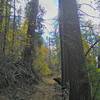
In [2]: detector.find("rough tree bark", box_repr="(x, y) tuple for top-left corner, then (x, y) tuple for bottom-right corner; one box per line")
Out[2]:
(23, 0), (39, 76)
(59, 0), (91, 100)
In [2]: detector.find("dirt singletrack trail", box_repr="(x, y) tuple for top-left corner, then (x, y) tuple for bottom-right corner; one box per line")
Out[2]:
(30, 77), (62, 100)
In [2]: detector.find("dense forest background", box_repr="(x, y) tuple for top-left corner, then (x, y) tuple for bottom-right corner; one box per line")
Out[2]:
(0, 0), (100, 100)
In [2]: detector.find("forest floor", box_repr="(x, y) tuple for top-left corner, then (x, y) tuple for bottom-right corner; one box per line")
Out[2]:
(30, 77), (62, 100)
(0, 76), (63, 100)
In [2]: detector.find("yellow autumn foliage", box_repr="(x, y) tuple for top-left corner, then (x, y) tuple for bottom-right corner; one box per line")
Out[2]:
(34, 45), (51, 76)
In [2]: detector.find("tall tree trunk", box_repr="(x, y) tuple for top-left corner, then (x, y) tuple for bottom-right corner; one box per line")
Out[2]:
(11, 0), (16, 53)
(59, 0), (91, 100)
(0, 0), (5, 54)
(3, 0), (8, 55)
(23, 0), (39, 75)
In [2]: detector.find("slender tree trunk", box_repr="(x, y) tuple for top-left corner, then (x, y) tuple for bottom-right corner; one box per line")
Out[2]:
(3, 0), (8, 55)
(59, 0), (91, 100)
(11, 0), (16, 53)
(48, 37), (51, 68)
(0, 0), (5, 54)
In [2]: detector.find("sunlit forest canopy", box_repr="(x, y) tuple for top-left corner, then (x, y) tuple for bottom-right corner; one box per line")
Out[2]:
(0, 0), (100, 100)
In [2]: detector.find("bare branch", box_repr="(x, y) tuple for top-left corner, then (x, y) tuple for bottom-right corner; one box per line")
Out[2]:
(79, 9), (100, 19)
(85, 39), (100, 57)
(79, 3), (96, 10)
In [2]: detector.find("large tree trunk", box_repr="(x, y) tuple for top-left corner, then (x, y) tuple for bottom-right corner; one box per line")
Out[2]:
(23, 0), (39, 75)
(59, 0), (91, 100)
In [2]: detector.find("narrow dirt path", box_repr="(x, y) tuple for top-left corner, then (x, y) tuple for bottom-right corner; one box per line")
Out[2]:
(30, 77), (62, 100)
